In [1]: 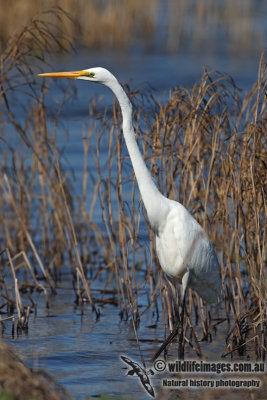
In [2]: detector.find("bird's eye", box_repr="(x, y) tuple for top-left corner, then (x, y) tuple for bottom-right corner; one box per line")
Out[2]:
(85, 72), (95, 78)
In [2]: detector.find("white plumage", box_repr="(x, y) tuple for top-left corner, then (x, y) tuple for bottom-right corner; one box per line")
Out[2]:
(156, 199), (221, 304)
(39, 67), (222, 353)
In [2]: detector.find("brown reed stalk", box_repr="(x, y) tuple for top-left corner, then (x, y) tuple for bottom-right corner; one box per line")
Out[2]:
(2, 248), (25, 329)
(3, 175), (55, 290)
(53, 147), (97, 313)
(11, 251), (50, 308)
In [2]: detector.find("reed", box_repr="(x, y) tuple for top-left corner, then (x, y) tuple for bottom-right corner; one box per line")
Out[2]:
(0, 10), (266, 360)
(0, 0), (264, 56)
(0, 0), (157, 51)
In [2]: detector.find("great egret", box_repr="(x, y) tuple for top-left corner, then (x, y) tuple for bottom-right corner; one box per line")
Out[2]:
(39, 67), (222, 358)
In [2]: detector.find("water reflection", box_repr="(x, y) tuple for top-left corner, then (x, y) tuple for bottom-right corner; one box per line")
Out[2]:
(4, 289), (145, 399)
(3, 286), (229, 399)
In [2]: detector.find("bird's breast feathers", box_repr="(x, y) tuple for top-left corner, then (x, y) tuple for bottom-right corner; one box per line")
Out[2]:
(155, 201), (213, 280)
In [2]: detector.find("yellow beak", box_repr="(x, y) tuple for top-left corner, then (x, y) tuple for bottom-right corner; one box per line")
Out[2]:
(38, 70), (88, 79)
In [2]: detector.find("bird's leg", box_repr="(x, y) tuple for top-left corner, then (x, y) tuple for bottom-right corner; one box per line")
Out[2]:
(152, 321), (180, 361)
(178, 288), (187, 359)
(152, 273), (190, 361)
(178, 271), (190, 359)
(152, 277), (180, 361)
(166, 276), (180, 323)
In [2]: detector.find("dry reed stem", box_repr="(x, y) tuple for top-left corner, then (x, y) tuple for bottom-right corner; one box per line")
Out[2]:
(3, 175), (55, 290)
(11, 251), (50, 308)
(0, 248), (26, 330)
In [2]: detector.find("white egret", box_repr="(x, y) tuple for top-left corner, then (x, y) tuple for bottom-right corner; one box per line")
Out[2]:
(39, 68), (222, 358)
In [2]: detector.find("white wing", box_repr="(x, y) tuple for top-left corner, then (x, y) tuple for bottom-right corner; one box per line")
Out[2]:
(156, 200), (221, 305)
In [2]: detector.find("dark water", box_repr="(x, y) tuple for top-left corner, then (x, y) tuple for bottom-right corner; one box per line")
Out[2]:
(2, 288), (264, 399)
(2, 286), (230, 400)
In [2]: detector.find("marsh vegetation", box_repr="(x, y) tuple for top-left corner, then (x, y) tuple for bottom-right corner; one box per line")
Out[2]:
(0, 5), (266, 400)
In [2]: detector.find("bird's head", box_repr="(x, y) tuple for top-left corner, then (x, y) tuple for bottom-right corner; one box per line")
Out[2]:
(38, 67), (116, 85)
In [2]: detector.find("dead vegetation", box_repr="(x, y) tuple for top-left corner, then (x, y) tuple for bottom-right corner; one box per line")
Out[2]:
(0, 0), (265, 56)
(0, 9), (266, 361)
(0, 0), (156, 52)
(0, 341), (72, 400)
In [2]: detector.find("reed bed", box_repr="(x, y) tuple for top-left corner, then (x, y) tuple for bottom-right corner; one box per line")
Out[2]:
(0, 11), (266, 361)
(0, 0), (156, 51)
(0, 0), (265, 56)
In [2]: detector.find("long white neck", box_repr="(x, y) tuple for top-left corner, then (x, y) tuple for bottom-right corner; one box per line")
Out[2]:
(105, 78), (168, 231)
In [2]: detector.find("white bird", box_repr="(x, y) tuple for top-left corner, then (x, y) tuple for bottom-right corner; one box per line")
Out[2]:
(39, 67), (222, 358)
